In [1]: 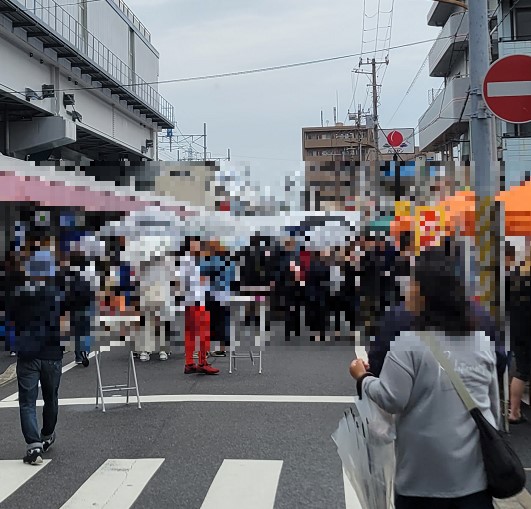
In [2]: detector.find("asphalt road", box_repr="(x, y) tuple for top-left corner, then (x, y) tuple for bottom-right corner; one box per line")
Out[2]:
(0, 328), (530, 508)
(0, 341), (363, 509)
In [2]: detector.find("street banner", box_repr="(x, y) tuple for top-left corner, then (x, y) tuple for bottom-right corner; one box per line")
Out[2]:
(414, 205), (445, 255)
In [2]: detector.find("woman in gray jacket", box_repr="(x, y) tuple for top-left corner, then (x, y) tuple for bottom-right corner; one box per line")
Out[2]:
(350, 248), (499, 509)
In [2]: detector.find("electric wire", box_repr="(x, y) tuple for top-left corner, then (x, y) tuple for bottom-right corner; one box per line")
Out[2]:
(8, 35), (454, 96)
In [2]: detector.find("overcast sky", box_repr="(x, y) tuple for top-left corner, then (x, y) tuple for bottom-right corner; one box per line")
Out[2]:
(127, 0), (443, 193)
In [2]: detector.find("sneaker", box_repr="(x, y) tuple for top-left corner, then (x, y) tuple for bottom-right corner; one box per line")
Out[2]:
(211, 351), (226, 357)
(159, 351), (168, 361)
(75, 359), (83, 365)
(23, 447), (43, 465)
(184, 363), (198, 374)
(10, 351), (16, 357)
(42, 433), (55, 452)
(139, 352), (150, 362)
(197, 363), (220, 375)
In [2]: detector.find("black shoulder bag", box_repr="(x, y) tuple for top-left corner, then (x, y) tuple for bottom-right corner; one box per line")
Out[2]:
(420, 333), (526, 500)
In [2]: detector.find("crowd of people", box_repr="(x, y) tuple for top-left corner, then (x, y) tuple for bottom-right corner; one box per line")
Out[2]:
(1, 209), (530, 509)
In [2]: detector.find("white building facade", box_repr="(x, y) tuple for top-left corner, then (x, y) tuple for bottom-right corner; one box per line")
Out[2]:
(0, 0), (174, 163)
(418, 0), (531, 189)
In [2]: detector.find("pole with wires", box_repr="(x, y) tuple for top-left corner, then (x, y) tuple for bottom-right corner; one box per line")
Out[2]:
(467, 0), (508, 431)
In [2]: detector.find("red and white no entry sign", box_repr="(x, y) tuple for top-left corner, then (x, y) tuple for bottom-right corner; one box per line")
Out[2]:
(483, 54), (531, 124)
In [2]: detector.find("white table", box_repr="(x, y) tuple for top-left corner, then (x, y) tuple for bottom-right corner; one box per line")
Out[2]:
(94, 315), (142, 412)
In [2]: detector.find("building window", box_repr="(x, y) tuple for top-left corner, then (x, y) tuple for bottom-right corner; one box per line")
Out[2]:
(513, 7), (531, 40)
(129, 28), (136, 86)
(517, 122), (531, 137)
(78, 0), (88, 52)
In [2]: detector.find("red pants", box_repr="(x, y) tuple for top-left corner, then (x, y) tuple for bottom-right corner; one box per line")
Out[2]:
(185, 305), (211, 365)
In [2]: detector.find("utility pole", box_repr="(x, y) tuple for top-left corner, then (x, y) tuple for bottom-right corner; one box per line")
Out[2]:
(467, 0), (507, 432)
(203, 122), (207, 161)
(359, 57), (388, 160)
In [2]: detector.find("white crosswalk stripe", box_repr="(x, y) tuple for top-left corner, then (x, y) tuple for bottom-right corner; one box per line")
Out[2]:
(200, 459), (283, 509)
(0, 459), (51, 504)
(0, 457), (361, 508)
(59, 458), (164, 509)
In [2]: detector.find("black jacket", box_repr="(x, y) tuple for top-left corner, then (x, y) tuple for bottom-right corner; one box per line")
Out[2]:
(7, 276), (67, 361)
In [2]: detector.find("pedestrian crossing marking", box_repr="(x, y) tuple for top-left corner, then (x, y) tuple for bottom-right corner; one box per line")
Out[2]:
(59, 458), (164, 509)
(0, 459), (51, 504)
(343, 467), (363, 509)
(0, 394), (357, 410)
(200, 459), (283, 509)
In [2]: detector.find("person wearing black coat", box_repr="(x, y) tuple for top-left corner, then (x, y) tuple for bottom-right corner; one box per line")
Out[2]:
(304, 251), (331, 341)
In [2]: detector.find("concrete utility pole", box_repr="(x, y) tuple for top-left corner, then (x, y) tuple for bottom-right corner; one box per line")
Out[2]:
(359, 58), (388, 159)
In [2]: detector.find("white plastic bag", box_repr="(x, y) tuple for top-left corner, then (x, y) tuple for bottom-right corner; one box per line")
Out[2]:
(332, 397), (396, 509)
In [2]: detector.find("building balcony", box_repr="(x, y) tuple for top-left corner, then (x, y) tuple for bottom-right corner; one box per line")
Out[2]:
(429, 11), (469, 77)
(0, 0), (174, 128)
(418, 76), (470, 152)
(427, 0), (458, 27)
(499, 38), (531, 59)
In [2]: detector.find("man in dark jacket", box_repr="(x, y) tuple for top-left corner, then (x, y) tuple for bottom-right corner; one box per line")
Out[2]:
(7, 245), (70, 465)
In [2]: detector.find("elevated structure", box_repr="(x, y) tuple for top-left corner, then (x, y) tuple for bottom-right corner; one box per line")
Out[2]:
(0, 0), (174, 163)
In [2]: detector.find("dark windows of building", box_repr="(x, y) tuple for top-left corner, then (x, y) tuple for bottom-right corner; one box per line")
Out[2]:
(129, 28), (136, 86)
(516, 122), (531, 137)
(78, 0), (88, 51)
(513, 6), (531, 40)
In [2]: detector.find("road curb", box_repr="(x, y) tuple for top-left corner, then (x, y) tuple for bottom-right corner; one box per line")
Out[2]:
(0, 362), (16, 387)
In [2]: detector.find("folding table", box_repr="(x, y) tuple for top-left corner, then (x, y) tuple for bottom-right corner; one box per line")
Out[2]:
(95, 315), (142, 413)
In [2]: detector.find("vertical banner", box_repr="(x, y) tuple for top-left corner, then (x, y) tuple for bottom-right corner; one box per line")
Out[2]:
(414, 205), (445, 256)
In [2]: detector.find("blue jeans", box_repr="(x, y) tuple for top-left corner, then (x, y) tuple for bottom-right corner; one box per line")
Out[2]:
(17, 358), (62, 449)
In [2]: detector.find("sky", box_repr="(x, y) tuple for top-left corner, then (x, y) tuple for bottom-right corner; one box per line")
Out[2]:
(126, 0), (444, 194)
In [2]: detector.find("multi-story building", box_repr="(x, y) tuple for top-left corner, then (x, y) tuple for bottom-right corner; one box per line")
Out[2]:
(302, 123), (426, 211)
(0, 0), (174, 164)
(302, 123), (375, 164)
(418, 0), (531, 189)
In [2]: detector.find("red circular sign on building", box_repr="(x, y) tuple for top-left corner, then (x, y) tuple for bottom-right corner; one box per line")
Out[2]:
(386, 131), (404, 147)
(483, 54), (531, 124)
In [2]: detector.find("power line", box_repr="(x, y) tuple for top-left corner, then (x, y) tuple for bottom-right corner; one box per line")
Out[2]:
(492, 0), (522, 34)
(387, 53), (429, 124)
(9, 35), (454, 96)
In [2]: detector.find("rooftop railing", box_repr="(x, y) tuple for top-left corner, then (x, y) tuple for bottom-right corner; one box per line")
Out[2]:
(111, 0), (151, 42)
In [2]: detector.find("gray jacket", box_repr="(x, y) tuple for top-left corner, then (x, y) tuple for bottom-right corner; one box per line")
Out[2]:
(363, 330), (500, 498)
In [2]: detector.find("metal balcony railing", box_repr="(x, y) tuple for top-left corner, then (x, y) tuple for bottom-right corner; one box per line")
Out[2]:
(9, 0), (173, 125)
(111, 0), (151, 42)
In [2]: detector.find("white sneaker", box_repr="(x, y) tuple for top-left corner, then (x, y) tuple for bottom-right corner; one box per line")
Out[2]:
(139, 352), (150, 362)
(159, 351), (168, 361)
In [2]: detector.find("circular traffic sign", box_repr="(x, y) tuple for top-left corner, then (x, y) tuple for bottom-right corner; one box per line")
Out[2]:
(483, 54), (531, 124)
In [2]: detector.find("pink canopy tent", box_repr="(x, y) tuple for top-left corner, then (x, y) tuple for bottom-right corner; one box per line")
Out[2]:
(0, 171), (192, 216)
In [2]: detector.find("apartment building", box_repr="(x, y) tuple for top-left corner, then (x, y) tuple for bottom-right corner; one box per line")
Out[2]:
(417, 0), (531, 189)
(0, 0), (174, 164)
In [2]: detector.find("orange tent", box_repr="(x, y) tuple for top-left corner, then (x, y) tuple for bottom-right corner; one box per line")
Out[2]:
(390, 182), (531, 240)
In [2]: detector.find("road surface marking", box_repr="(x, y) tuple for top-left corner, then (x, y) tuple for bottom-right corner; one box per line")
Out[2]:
(200, 459), (283, 509)
(343, 468), (363, 509)
(1, 352), (96, 402)
(487, 81), (531, 98)
(60, 458), (164, 509)
(0, 394), (356, 409)
(0, 459), (51, 503)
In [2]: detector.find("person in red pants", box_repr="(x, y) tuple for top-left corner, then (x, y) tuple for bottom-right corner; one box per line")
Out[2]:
(180, 237), (219, 375)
